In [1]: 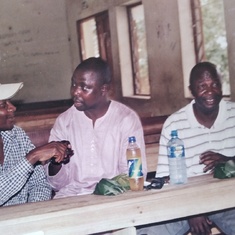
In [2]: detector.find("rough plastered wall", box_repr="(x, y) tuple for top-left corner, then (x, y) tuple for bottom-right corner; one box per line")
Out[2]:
(0, 0), (72, 103)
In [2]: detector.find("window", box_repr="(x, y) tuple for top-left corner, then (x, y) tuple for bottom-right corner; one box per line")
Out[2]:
(127, 3), (150, 96)
(191, 0), (230, 96)
(77, 11), (113, 71)
(79, 17), (99, 60)
(78, 4), (150, 99)
(116, 2), (150, 98)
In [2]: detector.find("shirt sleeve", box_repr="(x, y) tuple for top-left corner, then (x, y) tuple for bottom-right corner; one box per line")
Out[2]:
(20, 127), (52, 202)
(0, 158), (34, 206)
(27, 164), (52, 203)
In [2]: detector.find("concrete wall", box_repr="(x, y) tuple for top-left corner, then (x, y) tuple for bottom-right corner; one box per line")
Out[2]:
(0, 0), (72, 103)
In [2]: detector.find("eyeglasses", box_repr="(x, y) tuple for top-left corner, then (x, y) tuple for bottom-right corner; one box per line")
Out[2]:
(144, 176), (170, 190)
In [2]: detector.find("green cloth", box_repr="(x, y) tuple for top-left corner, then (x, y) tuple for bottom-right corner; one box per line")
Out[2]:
(214, 160), (235, 179)
(93, 174), (130, 196)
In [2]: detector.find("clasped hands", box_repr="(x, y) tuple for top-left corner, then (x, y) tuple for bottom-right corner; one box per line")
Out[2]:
(26, 140), (74, 165)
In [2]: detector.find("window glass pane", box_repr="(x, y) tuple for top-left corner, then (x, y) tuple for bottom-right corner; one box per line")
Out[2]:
(129, 4), (150, 95)
(80, 17), (99, 60)
(200, 0), (230, 95)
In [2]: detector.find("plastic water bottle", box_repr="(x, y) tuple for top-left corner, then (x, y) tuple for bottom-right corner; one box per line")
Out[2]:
(167, 130), (187, 185)
(126, 136), (144, 191)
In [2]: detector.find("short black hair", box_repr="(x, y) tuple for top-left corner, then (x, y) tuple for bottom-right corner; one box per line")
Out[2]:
(189, 61), (220, 87)
(75, 57), (111, 85)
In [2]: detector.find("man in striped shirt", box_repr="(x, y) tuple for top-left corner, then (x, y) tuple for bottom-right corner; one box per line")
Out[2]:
(138, 62), (235, 235)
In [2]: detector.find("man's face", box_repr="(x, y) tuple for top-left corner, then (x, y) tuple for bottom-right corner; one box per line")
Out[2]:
(0, 100), (16, 131)
(70, 69), (105, 112)
(190, 71), (222, 114)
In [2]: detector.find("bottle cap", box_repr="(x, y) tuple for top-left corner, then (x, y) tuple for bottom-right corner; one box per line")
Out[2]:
(128, 136), (136, 143)
(171, 130), (178, 137)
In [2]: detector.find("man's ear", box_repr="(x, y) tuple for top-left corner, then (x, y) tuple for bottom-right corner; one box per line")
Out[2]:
(189, 85), (195, 97)
(101, 84), (109, 94)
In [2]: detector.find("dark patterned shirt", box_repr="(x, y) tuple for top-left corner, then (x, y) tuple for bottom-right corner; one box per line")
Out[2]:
(0, 126), (51, 206)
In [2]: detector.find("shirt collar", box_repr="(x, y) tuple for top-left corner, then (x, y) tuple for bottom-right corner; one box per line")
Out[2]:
(0, 127), (16, 142)
(186, 99), (226, 128)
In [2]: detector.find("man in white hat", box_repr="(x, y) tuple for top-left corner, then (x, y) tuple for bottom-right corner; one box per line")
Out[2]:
(0, 82), (71, 207)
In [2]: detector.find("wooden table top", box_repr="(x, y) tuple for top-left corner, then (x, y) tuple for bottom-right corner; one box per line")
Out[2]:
(0, 174), (235, 235)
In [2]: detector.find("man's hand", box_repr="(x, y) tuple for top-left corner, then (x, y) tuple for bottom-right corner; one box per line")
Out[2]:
(26, 141), (70, 165)
(188, 215), (212, 235)
(200, 151), (229, 173)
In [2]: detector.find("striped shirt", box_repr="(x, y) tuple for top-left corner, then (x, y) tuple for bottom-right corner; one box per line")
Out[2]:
(0, 126), (51, 206)
(156, 99), (235, 178)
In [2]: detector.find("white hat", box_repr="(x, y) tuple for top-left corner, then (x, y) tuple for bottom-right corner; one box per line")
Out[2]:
(0, 82), (24, 100)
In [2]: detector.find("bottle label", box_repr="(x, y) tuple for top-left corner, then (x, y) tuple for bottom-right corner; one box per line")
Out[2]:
(168, 145), (185, 158)
(128, 159), (143, 178)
